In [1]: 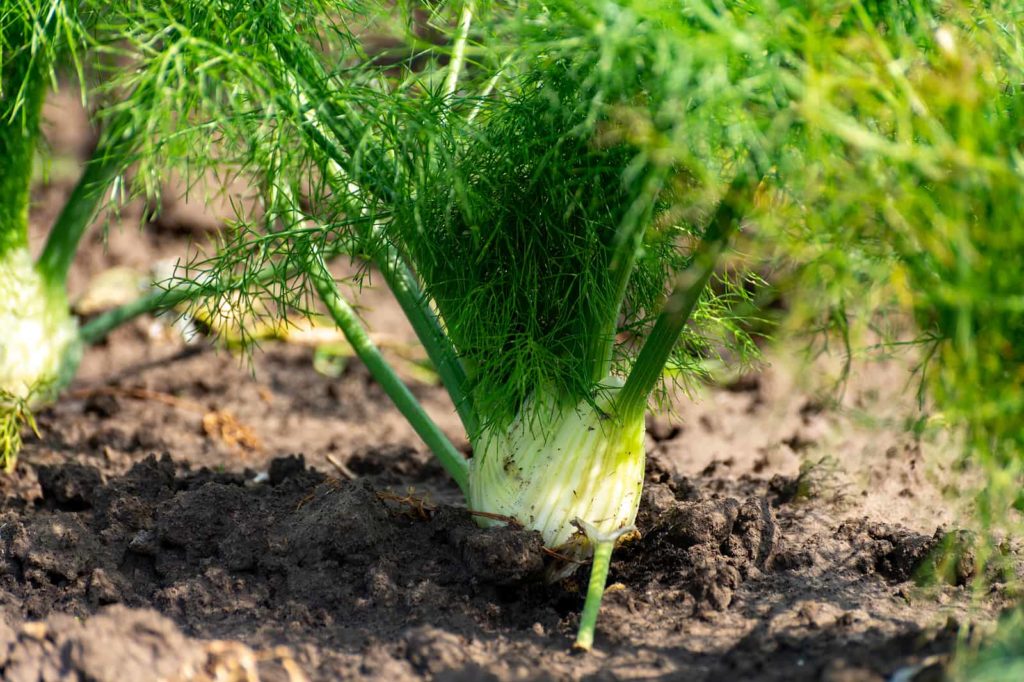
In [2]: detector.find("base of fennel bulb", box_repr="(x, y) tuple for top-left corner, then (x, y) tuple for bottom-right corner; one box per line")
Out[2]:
(467, 380), (646, 560)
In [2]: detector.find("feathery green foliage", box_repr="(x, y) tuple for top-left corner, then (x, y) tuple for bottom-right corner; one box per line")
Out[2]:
(146, 0), (777, 432)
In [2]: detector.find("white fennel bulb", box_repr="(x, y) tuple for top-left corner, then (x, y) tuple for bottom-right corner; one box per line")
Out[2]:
(0, 248), (81, 404)
(468, 378), (646, 550)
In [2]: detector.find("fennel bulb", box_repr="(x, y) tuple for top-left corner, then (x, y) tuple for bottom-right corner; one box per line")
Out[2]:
(0, 248), (81, 404)
(468, 379), (646, 550)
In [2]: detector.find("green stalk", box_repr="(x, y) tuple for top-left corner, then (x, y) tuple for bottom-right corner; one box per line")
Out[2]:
(263, 11), (478, 435)
(36, 132), (132, 290)
(0, 34), (48, 257)
(377, 245), (478, 436)
(78, 285), (190, 346)
(574, 537), (614, 651)
(615, 176), (750, 421)
(308, 249), (470, 494)
(592, 168), (669, 383)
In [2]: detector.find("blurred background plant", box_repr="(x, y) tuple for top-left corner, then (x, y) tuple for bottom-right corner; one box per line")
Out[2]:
(0, 1), (203, 468)
(767, 0), (1023, 573)
(0, 0), (331, 469)
(750, 3), (1024, 675)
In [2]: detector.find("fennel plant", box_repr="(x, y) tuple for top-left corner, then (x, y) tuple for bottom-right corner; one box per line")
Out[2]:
(126, 0), (780, 647)
(0, 0), (333, 469)
(83, 0), (1024, 657)
(1, 1), (105, 467)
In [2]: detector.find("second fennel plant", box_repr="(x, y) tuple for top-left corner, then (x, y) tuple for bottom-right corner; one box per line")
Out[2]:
(1, 0), (328, 468)
(0, 3), (146, 468)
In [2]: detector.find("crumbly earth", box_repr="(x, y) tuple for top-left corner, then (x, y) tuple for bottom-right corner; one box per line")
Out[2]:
(0, 90), (1016, 682)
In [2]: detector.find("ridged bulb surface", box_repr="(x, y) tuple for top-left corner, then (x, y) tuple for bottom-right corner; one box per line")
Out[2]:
(468, 381), (646, 550)
(0, 248), (81, 404)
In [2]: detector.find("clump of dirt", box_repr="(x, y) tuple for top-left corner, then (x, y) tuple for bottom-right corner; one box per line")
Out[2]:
(622, 494), (781, 612)
(36, 463), (103, 511)
(441, 510), (546, 586)
(841, 520), (978, 586)
(0, 604), (312, 682)
(0, 606), (204, 682)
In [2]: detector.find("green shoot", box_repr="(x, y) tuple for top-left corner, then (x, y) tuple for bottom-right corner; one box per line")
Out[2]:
(573, 533), (616, 652)
(573, 521), (635, 651)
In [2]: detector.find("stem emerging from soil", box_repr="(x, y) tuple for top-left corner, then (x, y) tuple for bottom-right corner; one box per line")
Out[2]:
(574, 536), (616, 652)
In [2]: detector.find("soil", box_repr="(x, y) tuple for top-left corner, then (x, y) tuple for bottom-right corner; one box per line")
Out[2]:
(0, 91), (1016, 682)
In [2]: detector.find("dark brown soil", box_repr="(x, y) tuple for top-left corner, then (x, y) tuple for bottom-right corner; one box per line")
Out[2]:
(0, 91), (1015, 682)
